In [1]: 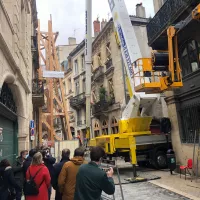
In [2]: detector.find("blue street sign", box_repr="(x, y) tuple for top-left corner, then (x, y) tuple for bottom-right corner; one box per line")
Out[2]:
(31, 128), (34, 136)
(30, 120), (34, 128)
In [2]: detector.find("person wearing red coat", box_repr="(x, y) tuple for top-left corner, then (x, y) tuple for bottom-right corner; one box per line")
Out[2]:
(25, 152), (51, 200)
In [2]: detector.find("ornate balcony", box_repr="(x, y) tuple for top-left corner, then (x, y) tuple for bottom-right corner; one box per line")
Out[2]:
(93, 66), (104, 81)
(105, 58), (114, 75)
(147, 0), (199, 49)
(70, 93), (86, 109)
(32, 79), (44, 107)
(77, 120), (86, 127)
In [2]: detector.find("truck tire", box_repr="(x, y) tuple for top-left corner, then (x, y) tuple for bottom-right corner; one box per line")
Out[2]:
(155, 151), (167, 169)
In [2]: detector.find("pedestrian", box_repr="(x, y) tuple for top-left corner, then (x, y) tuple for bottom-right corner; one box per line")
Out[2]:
(52, 148), (70, 200)
(23, 149), (38, 176)
(13, 150), (28, 200)
(0, 159), (21, 200)
(25, 152), (51, 200)
(42, 147), (56, 200)
(58, 147), (86, 200)
(74, 146), (115, 200)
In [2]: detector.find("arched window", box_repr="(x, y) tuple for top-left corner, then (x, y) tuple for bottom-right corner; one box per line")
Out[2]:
(102, 120), (108, 135)
(111, 117), (118, 134)
(179, 40), (200, 77)
(94, 121), (100, 137)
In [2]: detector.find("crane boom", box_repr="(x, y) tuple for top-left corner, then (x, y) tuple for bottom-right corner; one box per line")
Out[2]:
(108, 0), (160, 119)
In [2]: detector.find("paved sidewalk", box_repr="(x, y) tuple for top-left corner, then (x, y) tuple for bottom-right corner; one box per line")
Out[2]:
(149, 170), (200, 200)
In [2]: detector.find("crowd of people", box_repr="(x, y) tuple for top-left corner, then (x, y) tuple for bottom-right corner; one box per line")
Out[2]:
(0, 146), (115, 200)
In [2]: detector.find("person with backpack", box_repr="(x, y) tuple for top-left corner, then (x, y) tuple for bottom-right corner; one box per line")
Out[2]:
(24, 152), (51, 200)
(0, 159), (21, 200)
(52, 148), (70, 200)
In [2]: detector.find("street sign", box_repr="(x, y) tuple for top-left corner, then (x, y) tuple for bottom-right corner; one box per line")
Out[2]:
(30, 120), (34, 129)
(43, 71), (64, 78)
(31, 128), (34, 136)
(31, 136), (35, 141)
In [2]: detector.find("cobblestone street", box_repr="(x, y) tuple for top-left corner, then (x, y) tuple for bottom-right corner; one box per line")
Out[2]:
(102, 182), (190, 200)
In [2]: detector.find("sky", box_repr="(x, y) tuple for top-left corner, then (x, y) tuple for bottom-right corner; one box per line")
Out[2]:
(36, 0), (155, 45)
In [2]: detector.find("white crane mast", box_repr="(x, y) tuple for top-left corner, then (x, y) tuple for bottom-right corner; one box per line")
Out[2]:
(108, 0), (160, 119)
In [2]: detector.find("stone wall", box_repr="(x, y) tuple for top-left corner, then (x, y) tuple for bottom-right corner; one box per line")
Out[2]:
(0, 0), (34, 153)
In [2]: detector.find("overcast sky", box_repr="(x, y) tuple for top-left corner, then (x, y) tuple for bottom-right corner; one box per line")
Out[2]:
(36, 0), (155, 45)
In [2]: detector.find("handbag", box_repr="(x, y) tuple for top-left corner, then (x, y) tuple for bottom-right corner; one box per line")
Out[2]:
(23, 167), (44, 196)
(8, 188), (16, 200)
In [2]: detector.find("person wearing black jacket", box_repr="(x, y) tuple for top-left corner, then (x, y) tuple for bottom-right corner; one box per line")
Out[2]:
(13, 150), (28, 200)
(42, 148), (56, 200)
(0, 159), (21, 200)
(23, 148), (37, 176)
(52, 148), (70, 200)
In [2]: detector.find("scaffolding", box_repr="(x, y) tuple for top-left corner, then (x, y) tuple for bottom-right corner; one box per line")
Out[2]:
(37, 17), (72, 145)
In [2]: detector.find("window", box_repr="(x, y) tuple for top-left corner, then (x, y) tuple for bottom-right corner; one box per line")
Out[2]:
(77, 110), (82, 126)
(75, 81), (79, 95)
(68, 78), (72, 92)
(108, 79), (114, 99)
(111, 117), (118, 134)
(102, 120), (108, 135)
(179, 104), (200, 143)
(97, 53), (101, 66)
(94, 121), (100, 137)
(106, 42), (111, 59)
(82, 79), (86, 93)
(180, 40), (200, 77)
(74, 60), (79, 75)
(81, 54), (85, 71)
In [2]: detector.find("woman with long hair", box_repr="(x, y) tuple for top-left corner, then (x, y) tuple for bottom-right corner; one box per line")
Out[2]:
(25, 152), (51, 200)
(0, 159), (21, 200)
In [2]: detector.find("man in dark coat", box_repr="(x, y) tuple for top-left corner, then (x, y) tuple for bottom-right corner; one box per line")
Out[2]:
(52, 148), (70, 200)
(74, 146), (115, 200)
(23, 148), (37, 176)
(13, 150), (28, 200)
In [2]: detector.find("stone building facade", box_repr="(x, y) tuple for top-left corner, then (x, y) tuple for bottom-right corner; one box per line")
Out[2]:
(68, 40), (86, 140)
(147, 0), (200, 168)
(0, 0), (36, 162)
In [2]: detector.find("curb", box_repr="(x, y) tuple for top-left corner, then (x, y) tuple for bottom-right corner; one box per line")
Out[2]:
(149, 181), (200, 200)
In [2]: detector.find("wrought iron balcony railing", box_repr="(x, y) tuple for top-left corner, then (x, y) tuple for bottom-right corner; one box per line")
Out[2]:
(147, 0), (198, 46)
(32, 79), (44, 107)
(92, 100), (109, 115)
(93, 66), (104, 81)
(32, 79), (44, 95)
(70, 93), (86, 109)
(105, 58), (113, 71)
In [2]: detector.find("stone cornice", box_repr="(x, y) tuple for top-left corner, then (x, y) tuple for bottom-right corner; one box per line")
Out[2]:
(0, 33), (31, 93)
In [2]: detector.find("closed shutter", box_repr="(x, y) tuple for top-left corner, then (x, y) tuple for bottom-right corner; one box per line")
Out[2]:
(0, 115), (15, 164)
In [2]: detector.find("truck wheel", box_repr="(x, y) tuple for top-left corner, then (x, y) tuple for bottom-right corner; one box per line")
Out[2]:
(155, 151), (167, 169)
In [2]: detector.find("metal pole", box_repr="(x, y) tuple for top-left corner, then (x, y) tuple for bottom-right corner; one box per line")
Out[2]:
(85, 0), (92, 139)
(116, 166), (124, 200)
(121, 54), (128, 105)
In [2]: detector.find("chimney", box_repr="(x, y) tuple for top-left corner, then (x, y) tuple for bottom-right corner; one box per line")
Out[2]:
(153, 0), (166, 14)
(101, 18), (107, 30)
(93, 17), (100, 37)
(136, 3), (146, 18)
(68, 37), (76, 45)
